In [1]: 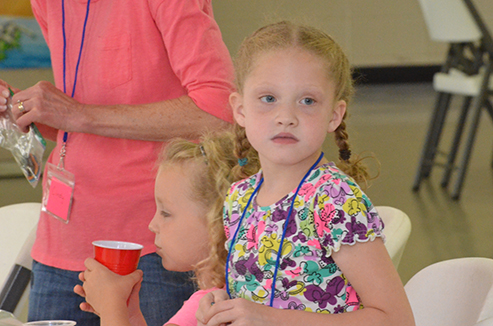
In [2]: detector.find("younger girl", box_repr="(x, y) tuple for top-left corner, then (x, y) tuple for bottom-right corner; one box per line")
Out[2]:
(74, 132), (259, 326)
(197, 21), (415, 326)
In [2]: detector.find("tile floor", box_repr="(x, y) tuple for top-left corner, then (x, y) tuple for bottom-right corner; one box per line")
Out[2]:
(1, 82), (492, 284)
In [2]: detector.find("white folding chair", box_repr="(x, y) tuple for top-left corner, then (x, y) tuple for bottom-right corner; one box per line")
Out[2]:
(0, 202), (41, 322)
(375, 206), (411, 269)
(405, 257), (493, 326)
(413, 0), (493, 200)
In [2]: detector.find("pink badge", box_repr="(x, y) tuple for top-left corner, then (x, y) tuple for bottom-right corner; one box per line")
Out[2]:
(46, 177), (73, 221)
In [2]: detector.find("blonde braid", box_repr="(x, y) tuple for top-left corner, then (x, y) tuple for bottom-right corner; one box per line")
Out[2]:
(334, 116), (372, 188)
(335, 114), (351, 160)
(232, 123), (259, 181)
(192, 134), (235, 289)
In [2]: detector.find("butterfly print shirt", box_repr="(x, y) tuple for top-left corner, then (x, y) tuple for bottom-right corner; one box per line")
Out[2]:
(224, 162), (385, 313)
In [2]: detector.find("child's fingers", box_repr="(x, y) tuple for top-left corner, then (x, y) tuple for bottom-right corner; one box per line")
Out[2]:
(196, 291), (231, 325)
(84, 257), (102, 270)
(73, 284), (85, 298)
(196, 292), (215, 324)
(129, 271), (143, 292)
(79, 302), (98, 315)
(202, 301), (236, 326)
(128, 271), (144, 301)
(129, 269), (144, 283)
(78, 271), (85, 282)
(211, 289), (230, 303)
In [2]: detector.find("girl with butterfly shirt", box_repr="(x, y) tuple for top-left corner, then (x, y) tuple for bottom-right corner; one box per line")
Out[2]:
(196, 21), (415, 326)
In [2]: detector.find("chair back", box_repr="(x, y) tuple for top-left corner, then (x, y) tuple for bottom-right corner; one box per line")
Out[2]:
(375, 206), (412, 268)
(0, 203), (40, 283)
(417, 0), (482, 42)
(405, 258), (493, 326)
(0, 202), (40, 321)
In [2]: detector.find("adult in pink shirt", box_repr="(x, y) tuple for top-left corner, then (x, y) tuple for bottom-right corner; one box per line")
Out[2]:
(0, 0), (234, 325)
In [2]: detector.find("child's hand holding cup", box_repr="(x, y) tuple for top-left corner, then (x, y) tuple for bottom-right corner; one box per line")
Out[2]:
(92, 240), (143, 275)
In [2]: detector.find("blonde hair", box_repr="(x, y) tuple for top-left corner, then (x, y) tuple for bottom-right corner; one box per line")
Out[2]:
(233, 21), (371, 186)
(158, 131), (259, 289)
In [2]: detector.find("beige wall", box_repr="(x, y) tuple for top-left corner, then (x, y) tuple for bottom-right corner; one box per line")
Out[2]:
(2, 1), (493, 76)
(2, 0), (493, 166)
(213, 0), (493, 67)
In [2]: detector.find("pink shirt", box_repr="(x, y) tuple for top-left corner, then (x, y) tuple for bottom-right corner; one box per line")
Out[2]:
(165, 288), (218, 326)
(30, 0), (234, 270)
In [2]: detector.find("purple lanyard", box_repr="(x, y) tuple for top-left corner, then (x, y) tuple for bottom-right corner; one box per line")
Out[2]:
(60, 0), (91, 145)
(57, 0), (90, 168)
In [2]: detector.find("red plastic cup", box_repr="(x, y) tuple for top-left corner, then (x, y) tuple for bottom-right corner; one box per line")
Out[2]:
(92, 240), (143, 275)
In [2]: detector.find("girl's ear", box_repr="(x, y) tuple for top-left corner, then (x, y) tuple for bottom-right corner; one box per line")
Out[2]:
(230, 92), (246, 127)
(327, 100), (347, 133)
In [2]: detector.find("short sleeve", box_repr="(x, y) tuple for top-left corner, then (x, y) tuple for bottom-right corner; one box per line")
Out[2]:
(165, 288), (219, 326)
(311, 173), (384, 255)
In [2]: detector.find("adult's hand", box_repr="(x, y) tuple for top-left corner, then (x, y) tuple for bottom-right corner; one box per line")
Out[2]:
(11, 81), (83, 133)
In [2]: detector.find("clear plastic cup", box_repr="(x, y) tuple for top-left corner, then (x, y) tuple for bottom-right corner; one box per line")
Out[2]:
(24, 321), (76, 326)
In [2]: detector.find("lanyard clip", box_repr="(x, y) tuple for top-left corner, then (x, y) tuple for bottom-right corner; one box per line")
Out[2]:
(57, 142), (67, 170)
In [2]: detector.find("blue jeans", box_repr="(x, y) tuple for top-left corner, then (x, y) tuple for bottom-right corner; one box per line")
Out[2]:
(28, 253), (195, 326)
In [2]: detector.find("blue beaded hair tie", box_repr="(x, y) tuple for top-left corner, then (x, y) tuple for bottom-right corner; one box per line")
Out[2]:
(238, 157), (248, 166)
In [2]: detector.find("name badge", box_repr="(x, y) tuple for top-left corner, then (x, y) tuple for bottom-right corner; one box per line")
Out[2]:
(42, 162), (75, 223)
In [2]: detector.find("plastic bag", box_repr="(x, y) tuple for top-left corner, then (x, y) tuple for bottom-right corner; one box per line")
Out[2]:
(0, 90), (46, 188)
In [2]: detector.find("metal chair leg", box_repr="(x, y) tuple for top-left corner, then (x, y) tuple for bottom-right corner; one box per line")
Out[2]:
(483, 100), (493, 169)
(451, 100), (484, 200)
(451, 62), (493, 200)
(441, 96), (473, 188)
(485, 100), (493, 121)
(413, 92), (452, 191)
(423, 93), (453, 178)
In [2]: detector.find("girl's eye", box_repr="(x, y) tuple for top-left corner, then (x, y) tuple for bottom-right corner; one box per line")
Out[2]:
(260, 95), (276, 103)
(301, 97), (315, 105)
(160, 210), (171, 218)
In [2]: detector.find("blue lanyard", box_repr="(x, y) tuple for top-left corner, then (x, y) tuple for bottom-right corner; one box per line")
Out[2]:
(61, 0), (91, 144)
(225, 152), (324, 307)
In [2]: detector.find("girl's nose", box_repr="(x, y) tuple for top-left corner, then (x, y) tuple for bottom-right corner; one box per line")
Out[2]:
(275, 104), (298, 126)
(148, 213), (158, 233)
